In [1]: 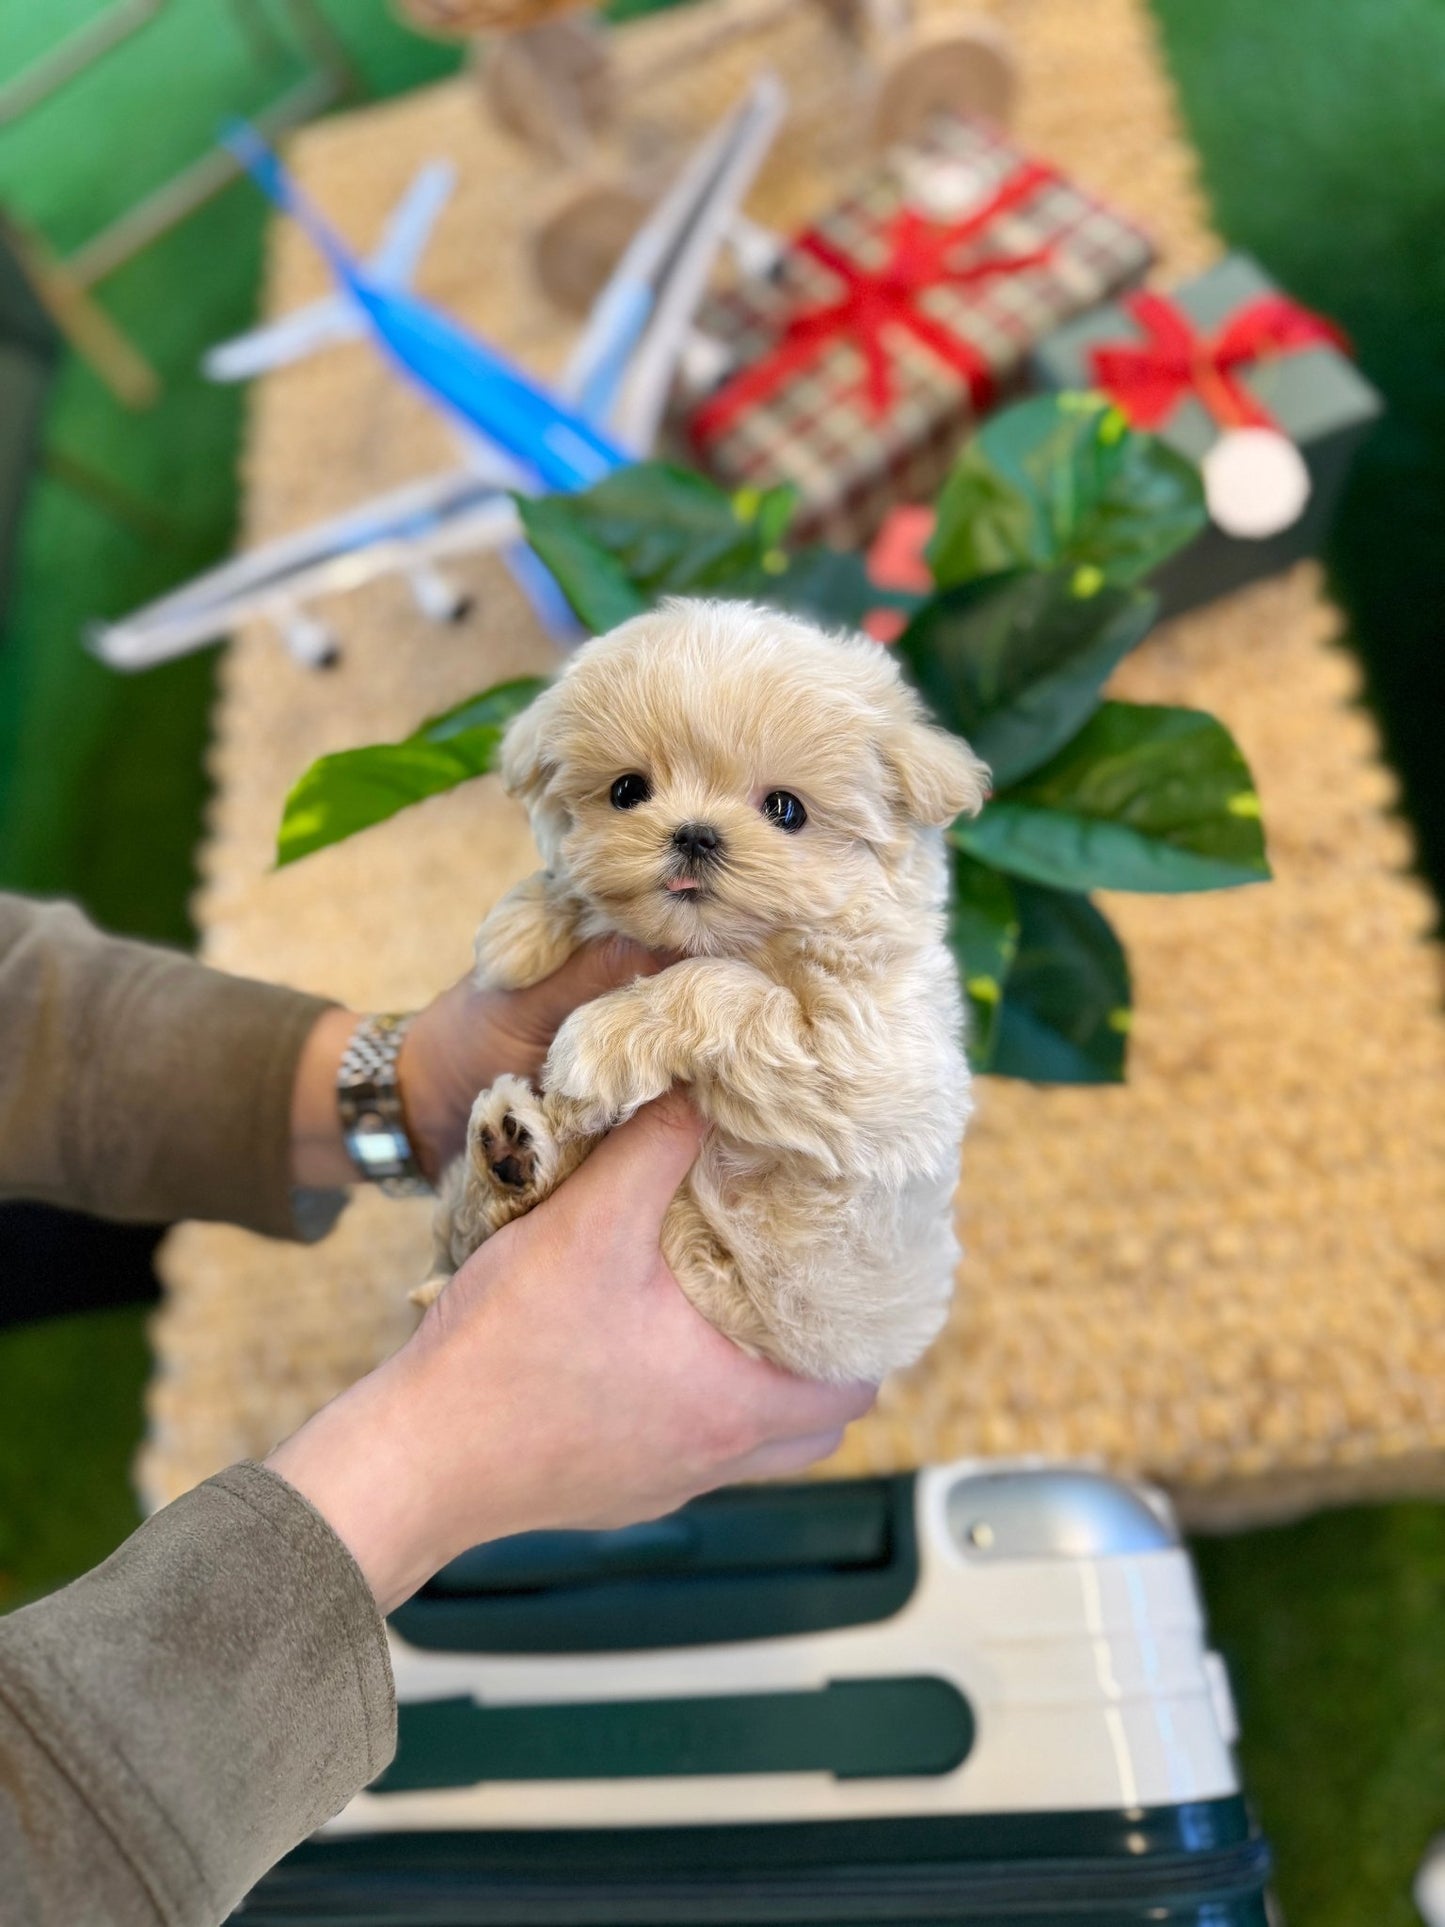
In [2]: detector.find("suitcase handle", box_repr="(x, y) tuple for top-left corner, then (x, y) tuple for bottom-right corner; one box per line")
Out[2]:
(393, 1476), (920, 1655)
(376, 1676), (974, 1792)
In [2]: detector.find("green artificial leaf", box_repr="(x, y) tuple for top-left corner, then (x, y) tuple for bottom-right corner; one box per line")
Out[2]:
(516, 463), (799, 632)
(990, 882), (1132, 1084)
(511, 497), (649, 634)
(895, 569), (1158, 787)
(951, 701), (1270, 894)
(745, 544), (884, 629)
(946, 850), (1020, 1070)
(928, 392), (1206, 592)
(276, 676), (547, 866)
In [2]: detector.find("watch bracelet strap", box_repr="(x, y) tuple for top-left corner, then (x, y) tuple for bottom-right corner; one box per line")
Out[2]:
(336, 1011), (431, 1196)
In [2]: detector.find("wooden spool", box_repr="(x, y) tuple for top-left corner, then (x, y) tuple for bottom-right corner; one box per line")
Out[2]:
(874, 18), (1019, 146)
(475, 15), (615, 162)
(531, 178), (650, 313)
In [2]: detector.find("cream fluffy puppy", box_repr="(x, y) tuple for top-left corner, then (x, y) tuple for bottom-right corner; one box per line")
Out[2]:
(420, 598), (988, 1382)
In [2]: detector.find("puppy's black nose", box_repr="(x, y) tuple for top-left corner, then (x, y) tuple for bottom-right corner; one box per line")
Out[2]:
(672, 821), (721, 861)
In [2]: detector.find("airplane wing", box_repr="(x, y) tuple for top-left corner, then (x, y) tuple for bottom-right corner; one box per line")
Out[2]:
(558, 73), (787, 450)
(606, 73), (785, 452)
(370, 161), (457, 287)
(90, 469), (518, 669)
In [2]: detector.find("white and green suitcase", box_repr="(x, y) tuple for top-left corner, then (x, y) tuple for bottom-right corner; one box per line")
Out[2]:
(236, 1461), (1274, 1925)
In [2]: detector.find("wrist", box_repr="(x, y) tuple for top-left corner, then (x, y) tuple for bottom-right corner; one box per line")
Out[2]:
(291, 1007), (435, 1193)
(266, 1347), (470, 1614)
(289, 1006), (364, 1191)
(337, 1011), (431, 1193)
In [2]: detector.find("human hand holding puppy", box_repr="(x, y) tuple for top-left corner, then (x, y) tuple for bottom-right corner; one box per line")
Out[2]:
(270, 1089), (876, 1615)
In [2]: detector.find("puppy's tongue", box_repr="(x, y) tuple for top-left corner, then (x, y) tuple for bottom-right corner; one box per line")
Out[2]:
(666, 878), (700, 894)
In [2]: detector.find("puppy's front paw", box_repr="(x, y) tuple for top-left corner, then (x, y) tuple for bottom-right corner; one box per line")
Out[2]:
(546, 1001), (669, 1135)
(472, 875), (580, 991)
(472, 917), (538, 992)
(409, 1273), (449, 1311)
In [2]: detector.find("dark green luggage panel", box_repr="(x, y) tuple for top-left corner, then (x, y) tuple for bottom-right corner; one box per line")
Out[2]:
(235, 1801), (1272, 1925)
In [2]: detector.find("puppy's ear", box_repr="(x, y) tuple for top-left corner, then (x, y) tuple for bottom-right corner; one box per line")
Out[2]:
(499, 684), (572, 865)
(498, 684), (561, 804)
(885, 717), (991, 827)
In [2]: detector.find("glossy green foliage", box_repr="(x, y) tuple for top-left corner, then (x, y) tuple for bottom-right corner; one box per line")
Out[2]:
(276, 678), (546, 867)
(276, 401), (1266, 1083)
(928, 392), (1207, 590)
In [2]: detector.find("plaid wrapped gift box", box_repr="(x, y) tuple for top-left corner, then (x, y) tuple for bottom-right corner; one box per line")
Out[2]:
(674, 115), (1154, 551)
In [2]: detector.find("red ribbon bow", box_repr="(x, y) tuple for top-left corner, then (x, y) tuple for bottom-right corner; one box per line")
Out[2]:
(691, 161), (1060, 446)
(1087, 288), (1347, 433)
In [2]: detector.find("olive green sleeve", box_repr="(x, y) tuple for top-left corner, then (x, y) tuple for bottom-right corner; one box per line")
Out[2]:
(0, 1462), (397, 1926)
(0, 893), (345, 1240)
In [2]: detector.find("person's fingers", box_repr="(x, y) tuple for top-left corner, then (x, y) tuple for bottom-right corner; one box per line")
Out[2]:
(530, 937), (673, 1028)
(745, 1370), (878, 1443)
(559, 1087), (708, 1233)
(730, 1428), (847, 1482)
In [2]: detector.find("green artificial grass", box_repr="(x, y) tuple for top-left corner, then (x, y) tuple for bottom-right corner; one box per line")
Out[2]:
(1153, 3), (1445, 1920)
(1152, 0), (1445, 910)
(0, 1307), (152, 1608)
(0, 0), (461, 944)
(1196, 1506), (1445, 1927)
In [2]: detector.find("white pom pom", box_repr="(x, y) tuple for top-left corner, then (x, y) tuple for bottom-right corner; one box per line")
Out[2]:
(1201, 427), (1312, 539)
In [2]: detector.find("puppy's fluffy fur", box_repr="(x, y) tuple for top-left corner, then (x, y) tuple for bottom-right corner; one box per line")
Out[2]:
(418, 599), (988, 1382)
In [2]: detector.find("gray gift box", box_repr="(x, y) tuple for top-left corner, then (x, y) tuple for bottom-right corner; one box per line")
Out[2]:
(1029, 254), (1382, 618)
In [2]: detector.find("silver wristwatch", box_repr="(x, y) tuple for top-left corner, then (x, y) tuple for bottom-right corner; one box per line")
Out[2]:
(336, 1012), (431, 1195)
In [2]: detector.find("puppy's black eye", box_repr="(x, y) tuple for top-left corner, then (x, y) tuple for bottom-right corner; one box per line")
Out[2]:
(762, 790), (807, 833)
(610, 773), (651, 810)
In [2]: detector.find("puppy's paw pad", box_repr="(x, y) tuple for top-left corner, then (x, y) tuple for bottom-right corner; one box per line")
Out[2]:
(478, 1111), (536, 1191)
(467, 1076), (550, 1196)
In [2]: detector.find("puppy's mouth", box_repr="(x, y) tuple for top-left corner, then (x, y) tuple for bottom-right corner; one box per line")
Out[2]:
(661, 857), (719, 901)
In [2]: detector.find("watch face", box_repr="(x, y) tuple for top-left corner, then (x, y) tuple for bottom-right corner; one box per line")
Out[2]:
(349, 1108), (406, 1171)
(352, 1130), (402, 1167)
(339, 1019), (424, 1186)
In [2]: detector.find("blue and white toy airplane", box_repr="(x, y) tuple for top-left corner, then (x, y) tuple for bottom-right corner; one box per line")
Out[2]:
(89, 79), (785, 670)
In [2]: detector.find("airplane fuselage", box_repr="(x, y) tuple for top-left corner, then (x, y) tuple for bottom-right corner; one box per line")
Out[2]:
(351, 280), (629, 494)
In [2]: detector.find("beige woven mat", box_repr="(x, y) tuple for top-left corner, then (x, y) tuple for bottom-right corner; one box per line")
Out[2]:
(140, 0), (1445, 1527)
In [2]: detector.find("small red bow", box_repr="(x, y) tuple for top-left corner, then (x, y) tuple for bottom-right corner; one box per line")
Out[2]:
(692, 161), (1060, 445)
(1088, 288), (1346, 433)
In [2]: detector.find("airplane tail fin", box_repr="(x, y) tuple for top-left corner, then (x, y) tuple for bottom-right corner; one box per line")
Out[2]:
(220, 118), (363, 287)
(205, 130), (456, 384)
(367, 161), (456, 289)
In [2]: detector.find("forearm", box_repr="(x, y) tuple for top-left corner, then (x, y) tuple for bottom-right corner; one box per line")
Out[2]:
(0, 1464), (394, 1927)
(267, 1344), (486, 1616)
(289, 1004), (365, 1189)
(0, 895), (344, 1240)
